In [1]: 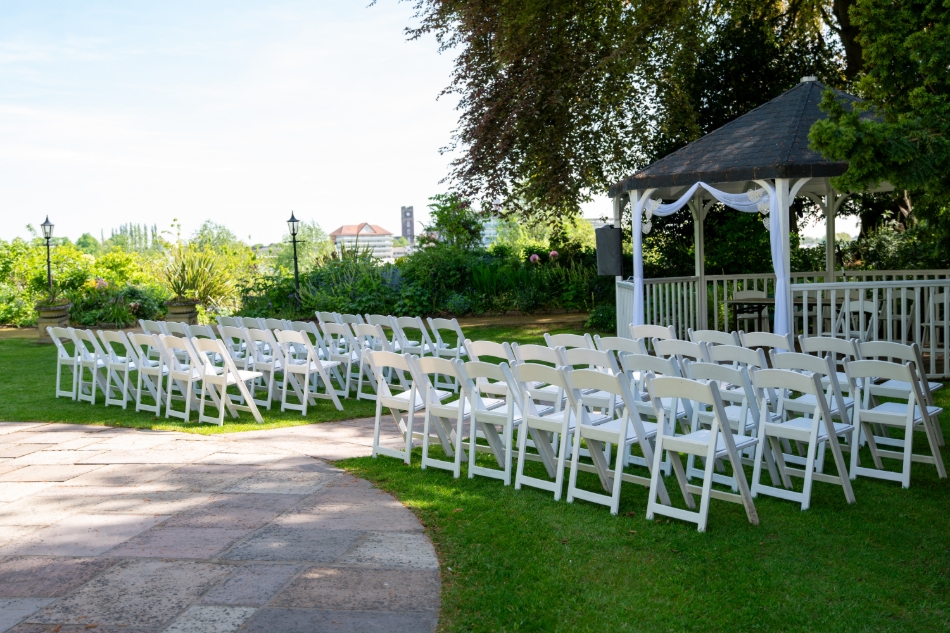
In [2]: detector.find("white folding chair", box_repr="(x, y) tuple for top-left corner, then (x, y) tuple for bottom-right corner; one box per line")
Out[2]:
(139, 319), (167, 336)
(352, 323), (394, 400)
(557, 347), (622, 417)
(653, 338), (711, 365)
(244, 327), (285, 409)
(289, 320), (332, 359)
(799, 335), (860, 395)
(511, 343), (565, 410)
(127, 332), (166, 414)
(185, 323), (218, 341)
(564, 367), (669, 514)
(688, 329), (740, 347)
(264, 318), (288, 332)
(544, 332), (595, 350)
(216, 316), (240, 328)
(463, 340), (515, 398)
(858, 340), (944, 447)
(630, 324), (676, 340)
(159, 334), (202, 421)
(846, 359), (946, 488)
(645, 375), (759, 532)
(163, 321), (190, 337)
(275, 329), (344, 414)
(513, 363), (581, 500)
(392, 316), (436, 357)
(48, 326), (78, 399)
(751, 368), (856, 509)
(321, 322), (361, 396)
(593, 334), (647, 358)
(427, 317), (470, 391)
(339, 313), (365, 327)
(415, 356), (489, 478)
(316, 311), (342, 325)
(191, 337), (264, 425)
(71, 329), (109, 405)
(364, 314), (398, 349)
(739, 330), (795, 353)
(366, 350), (451, 465)
(217, 325), (251, 370)
(458, 360), (522, 485)
(833, 298), (878, 341)
(97, 330), (137, 409)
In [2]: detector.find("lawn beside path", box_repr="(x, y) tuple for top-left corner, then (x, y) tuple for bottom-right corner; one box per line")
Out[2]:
(2, 322), (949, 631)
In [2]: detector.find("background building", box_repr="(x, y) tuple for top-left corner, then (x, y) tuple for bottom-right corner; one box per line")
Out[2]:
(401, 206), (414, 244)
(329, 223), (394, 262)
(480, 217), (499, 248)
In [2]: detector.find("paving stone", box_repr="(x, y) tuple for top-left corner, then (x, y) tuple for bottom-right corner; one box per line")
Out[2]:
(23, 424), (109, 433)
(195, 453), (289, 466)
(162, 493), (305, 530)
(0, 598), (55, 632)
(0, 423), (47, 435)
(202, 442), (297, 455)
(0, 492), (111, 526)
(0, 461), (26, 476)
(150, 464), (261, 492)
(0, 513), (168, 556)
(9, 450), (107, 466)
(0, 445), (47, 458)
(238, 608), (438, 633)
(30, 559), (232, 628)
(281, 440), (375, 461)
(56, 463), (181, 487)
(275, 501), (423, 532)
(220, 470), (333, 495)
(270, 566), (439, 612)
(200, 563), (302, 606)
(5, 624), (150, 633)
(0, 482), (55, 503)
(48, 437), (111, 451)
(107, 526), (254, 558)
(0, 464), (102, 482)
(0, 525), (42, 548)
(1, 432), (102, 445)
(88, 491), (213, 515)
(339, 532), (439, 570)
(162, 605), (257, 633)
(0, 557), (116, 598)
(75, 448), (219, 465)
(221, 526), (362, 562)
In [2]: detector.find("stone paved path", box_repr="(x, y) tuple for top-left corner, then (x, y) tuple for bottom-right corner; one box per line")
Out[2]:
(0, 420), (439, 633)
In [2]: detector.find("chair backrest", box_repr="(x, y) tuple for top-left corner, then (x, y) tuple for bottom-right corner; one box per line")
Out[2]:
(858, 340), (920, 366)
(393, 316), (435, 351)
(216, 316), (239, 328)
(48, 326), (75, 360)
(139, 319), (167, 335)
(316, 311), (341, 325)
(562, 366), (644, 428)
(511, 342), (561, 366)
(410, 355), (460, 402)
(752, 367), (828, 417)
(217, 324), (248, 354)
(653, 338), (710, 364)
(685, 360), (759, 415)
(158, 334), (197, 373)
(275, 328), (320, 366)
(71, 328), (106, 362)
(845, 359), (925, 408)
(162, 321), (189, 337)
(321, 321), (359, 352)
(464, 339), (514, 363)
(619, 352), (679, 378)
(97, 330), (132, 365)
(427, 317), (466, 350)
(630, 323), (676, 341)
(645, 375), (727, 431)
(190, 336), (227, 373)
(511, 362), (566, 417)
(798, 335), (859, 372)
(769, 350), (850, 416)
(688, 329), (740, 346)
(127, 332), (161, 366)
(365, 314), (395, 330)
(593, 335), (646, 356)
(739, 330), (795, 353)
(543, 332), (595, 350)
(339, 313), (365, 326)
(558, 347), (620, 374)
(353, 323), (393, 352)
(707, 343), (768, 370)
(261, 318), (285, 331)
(458, 360), (516, 410)
(185, 324), (217, 340)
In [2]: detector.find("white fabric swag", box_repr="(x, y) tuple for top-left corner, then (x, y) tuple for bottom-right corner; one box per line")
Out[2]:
(631, 180), (791, 337)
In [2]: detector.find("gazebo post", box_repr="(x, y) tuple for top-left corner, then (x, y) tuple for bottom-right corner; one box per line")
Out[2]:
(775, 178), (793, 335)
(689, 193), (707, 329)
(612, 194), (624, 284)
(825, 198), (836, 283)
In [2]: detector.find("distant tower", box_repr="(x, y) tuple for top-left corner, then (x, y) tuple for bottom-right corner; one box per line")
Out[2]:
(401, 206), (414, 244)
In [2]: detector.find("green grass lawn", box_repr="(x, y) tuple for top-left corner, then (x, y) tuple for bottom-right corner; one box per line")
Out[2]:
(3, 324), (949, 631)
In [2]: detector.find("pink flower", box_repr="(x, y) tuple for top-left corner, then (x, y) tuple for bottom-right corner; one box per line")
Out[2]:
(529, 254), (540, 264)
(549, 250), (559, 259)
(95, 277), (107, 290)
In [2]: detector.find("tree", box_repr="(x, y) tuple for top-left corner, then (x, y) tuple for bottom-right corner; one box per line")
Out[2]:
(76, 233), (100, 255)
(420, 193), (483, 250)
(272, 221), (333, 273)
(408, 0), (855, 222)
(809, 0), (950, 224)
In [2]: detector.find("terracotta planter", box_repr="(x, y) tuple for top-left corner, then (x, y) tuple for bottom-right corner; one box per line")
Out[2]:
(165, 300), (199, 325)
(36, 303), (72, 344)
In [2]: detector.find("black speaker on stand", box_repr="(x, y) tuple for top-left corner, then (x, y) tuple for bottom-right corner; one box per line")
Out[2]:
(595, 225), (623, 276)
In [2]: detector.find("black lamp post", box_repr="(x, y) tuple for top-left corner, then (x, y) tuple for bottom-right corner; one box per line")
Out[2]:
(287, 212), (301, 306)
(40, 216), (54, 293)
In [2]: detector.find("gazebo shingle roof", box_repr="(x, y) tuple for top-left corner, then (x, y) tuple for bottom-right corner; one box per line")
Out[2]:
(609, 80), (859, 197)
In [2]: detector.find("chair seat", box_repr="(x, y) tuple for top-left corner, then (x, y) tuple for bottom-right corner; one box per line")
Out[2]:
(867, 401), (942, 424)
(791, 393), (854, 414)
(876, 378), (943, 396)
(583, 418), (657, 444)
(781, 416), (853, 440)
(673, 429), (758, 457)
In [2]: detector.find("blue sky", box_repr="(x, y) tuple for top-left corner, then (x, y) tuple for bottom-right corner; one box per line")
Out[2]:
(0, 0), (471, 244)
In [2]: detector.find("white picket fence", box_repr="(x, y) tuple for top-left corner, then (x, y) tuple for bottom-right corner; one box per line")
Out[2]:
(615, 270), (950, 377)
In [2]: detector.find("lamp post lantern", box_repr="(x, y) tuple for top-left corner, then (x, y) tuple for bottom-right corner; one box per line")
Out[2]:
(287, 212), (301, 307)
(40, 216), (54, 293)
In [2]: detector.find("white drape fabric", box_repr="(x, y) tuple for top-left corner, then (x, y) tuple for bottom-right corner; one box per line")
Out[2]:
(630, 180), (790, 337)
